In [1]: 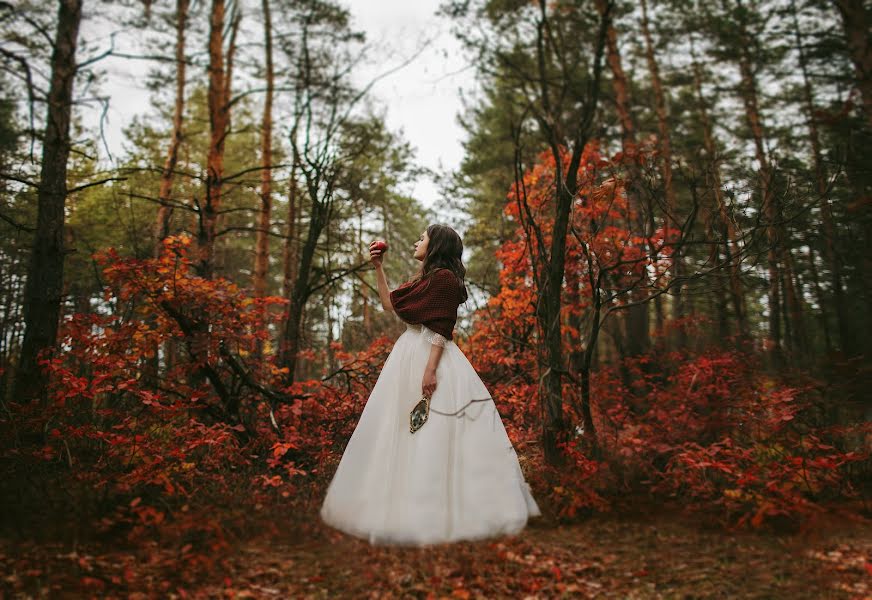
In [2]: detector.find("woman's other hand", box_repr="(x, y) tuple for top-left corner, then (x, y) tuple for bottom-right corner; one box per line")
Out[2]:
(422, 367), (437, 398)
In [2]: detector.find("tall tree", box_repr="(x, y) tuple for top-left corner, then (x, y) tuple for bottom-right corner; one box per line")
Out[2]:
(790, 0), (854, 354)
(14, 0), (83, 402)
(198, 0), (239, 279)
(712, 0), (807, 363)
(639, 0), (684, 346)
(593, 0), (654, 356)
(448, 0), (612, 464)
(833, 0), (872, 129)
(278, 0), (370, 384)
(253, 0), (274, 298)
(689, 34), (750, 343)
(153, 0), (190, 250)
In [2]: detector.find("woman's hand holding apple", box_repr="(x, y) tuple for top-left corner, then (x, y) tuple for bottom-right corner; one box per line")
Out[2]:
(369, 240), (388, 267)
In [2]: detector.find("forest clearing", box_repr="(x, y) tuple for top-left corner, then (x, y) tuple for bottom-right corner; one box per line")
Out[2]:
(1, 0), (871, 598)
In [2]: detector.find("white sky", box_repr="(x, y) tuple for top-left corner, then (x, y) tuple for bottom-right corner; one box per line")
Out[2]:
(89, 0), (476, 211)
(346, 0), (476, 209)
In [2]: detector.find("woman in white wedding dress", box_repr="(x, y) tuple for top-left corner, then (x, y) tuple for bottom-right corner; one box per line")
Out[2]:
(319, 224), (541, 547)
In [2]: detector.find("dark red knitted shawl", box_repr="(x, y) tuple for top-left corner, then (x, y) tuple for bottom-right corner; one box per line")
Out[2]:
(389, 268), (462, 340)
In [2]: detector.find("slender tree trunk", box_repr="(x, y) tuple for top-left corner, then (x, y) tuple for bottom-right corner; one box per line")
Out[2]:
(781, 241), (807, 357)
(806, 245), (832, 354)
(526, 0), (607, 465)
(361, 279), (370, 336)
(780, 267), (793, 357)
(14, 0), (83, 403)
(843, 160), (872, 355)
(253, 0), (274, 298)
(594, 0), (650, 357)
(358, 214), (371, 337)
(198, 0), (228, 279)
(281, 199), (328, 385)
(326, 290), (334, 369)
(792, 0), (854, 354)
(214, 8), (240, 277)
(833, 0), (872, 129)
(640, 0), (684, 346)
(154, 0), (189, 252)
(565, 258), (589, 440)
(146, 0), (189, 389)
(198, 2), (239, 278)
(566, 262), (582, 377)
(715, 253), (730, 341)
(691, 39), (749, 343)
(280, 131), (299, 363)
(279, 66), (338, 386)
(538, 181), (573, 466)
(640, 0), (675, 219)
(579, 293), (602, 457)
(704, 195), (731, 342)
(733, 10), (783, 365)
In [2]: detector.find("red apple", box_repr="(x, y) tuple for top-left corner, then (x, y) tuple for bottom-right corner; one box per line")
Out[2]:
(371, 240), (388, 253)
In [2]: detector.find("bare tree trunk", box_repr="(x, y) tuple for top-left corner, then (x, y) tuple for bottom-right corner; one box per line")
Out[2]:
(714, 252), (730, 341)
(154, 0), (189, 251)
(538, 183), (573, 466)
(281, 195), (328, 384)
(198, 0), (227, 279)
(280, 101), (336, 385)
(326, 289), (336, 370)
(566, 264), (582, 378)
(781, 242), (807, 357)
(594, 0), (650, 357)
(733, 11), (783, 365)
(806, 245), (832, 353)
(146, 0), (189, 389)
(691, 38), (749, 344)
(702, 188), (731, 342)
(215, 8), (240, 277)
(640, 0), (683, 346)
(833, 0), (872, 129)
(253, 0), (274, 298)
(199, 0), (239, 279)
(280, 132), (299, 363)
(535, 0), (609, 465)
(358, 213), (370, 337)
(566, 259), (599, 453)
(15, 0), (83, 403)
(792, 0), (853, 354)
(578, 283), (602, 458)
(640, 0), (675, 218)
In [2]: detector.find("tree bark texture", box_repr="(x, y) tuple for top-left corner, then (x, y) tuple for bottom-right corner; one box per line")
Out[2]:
(15, 0), (83, 403)
(253, 0), (274, 298)
(833, 0), (872, 129)
(153, 0), (189, 252)
(594, 0), (651, 357)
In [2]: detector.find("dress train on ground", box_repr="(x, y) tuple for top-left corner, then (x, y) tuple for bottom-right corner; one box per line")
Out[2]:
(319, 322), (541, 547)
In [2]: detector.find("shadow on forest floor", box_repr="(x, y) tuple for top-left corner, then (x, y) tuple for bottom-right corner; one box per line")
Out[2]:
(2, 499), (871, 599)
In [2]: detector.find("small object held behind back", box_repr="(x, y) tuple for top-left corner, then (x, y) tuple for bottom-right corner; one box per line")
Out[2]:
(410, 394), (431, 434)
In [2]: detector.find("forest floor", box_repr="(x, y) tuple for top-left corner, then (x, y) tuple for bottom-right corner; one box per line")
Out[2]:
(2, 498), (871, 599)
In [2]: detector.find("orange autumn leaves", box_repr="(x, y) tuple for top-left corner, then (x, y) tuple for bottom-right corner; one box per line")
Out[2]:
(482, 141), (673, 353)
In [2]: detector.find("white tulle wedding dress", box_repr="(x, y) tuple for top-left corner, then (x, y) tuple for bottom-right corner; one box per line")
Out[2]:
(319, 322), (541, 547)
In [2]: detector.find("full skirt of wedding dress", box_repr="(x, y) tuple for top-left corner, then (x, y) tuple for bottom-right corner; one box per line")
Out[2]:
(319, 322), (542, 547)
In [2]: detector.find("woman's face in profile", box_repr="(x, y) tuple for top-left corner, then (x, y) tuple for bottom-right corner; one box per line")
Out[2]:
(413, 230), (429, 262)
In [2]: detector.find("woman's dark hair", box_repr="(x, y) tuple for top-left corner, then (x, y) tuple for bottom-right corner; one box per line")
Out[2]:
(409, 223), (468, 303)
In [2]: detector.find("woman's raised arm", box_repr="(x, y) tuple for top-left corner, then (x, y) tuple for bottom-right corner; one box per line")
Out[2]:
(370, 241), (394, 312)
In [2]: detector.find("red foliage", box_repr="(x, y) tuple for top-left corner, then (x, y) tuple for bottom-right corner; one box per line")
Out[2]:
(461, 143), (870, 530)
(577, 340), (870, 530)
(0, 235), (396, 582)
(1, 134), (868, 598)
